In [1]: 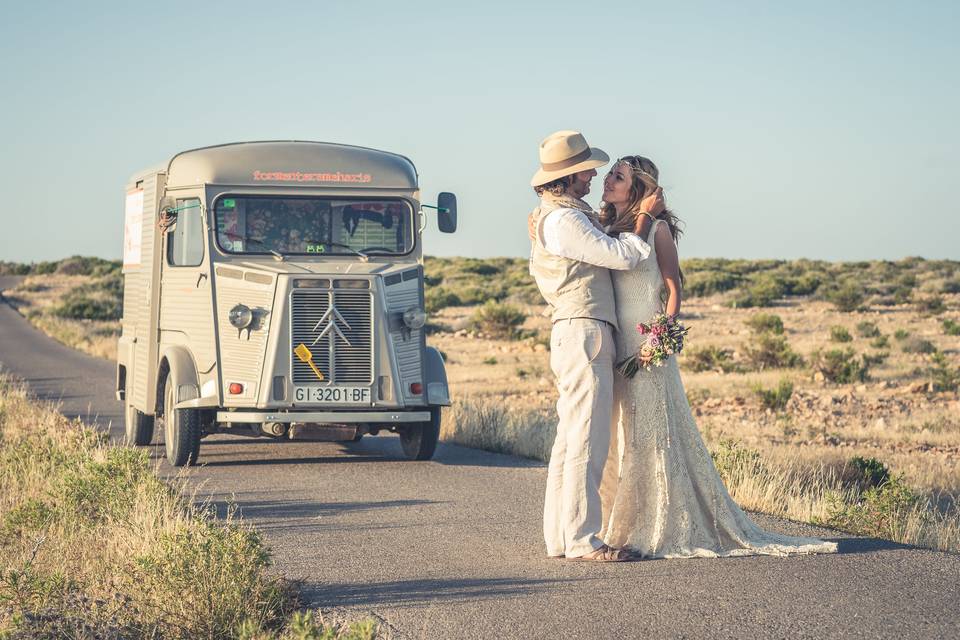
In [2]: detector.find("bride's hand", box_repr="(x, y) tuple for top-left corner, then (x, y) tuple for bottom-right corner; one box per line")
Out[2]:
(640, 187), (665, 216)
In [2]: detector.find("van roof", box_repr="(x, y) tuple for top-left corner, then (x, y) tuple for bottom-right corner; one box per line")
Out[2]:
(131, 141), (419, 190)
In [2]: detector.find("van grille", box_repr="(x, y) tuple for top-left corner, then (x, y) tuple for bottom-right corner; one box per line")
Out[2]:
(291, 288), (373, 384)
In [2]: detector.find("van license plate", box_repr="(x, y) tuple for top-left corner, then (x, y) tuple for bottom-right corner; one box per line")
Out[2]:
(294, 387), (371, 404)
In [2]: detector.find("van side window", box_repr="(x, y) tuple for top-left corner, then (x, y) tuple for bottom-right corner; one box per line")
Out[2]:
(167, 198), (204, 266)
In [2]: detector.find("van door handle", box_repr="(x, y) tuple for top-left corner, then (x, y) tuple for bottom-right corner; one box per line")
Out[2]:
(196, 273), (207, 288)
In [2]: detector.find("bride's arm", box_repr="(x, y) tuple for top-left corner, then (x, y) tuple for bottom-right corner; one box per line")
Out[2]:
(655, 222), (682, 317)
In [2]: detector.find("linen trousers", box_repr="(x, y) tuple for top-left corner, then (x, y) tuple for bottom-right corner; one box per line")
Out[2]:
(543, 318), (616, 557)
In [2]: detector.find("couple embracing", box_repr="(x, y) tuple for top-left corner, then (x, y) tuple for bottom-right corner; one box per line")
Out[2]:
(528, 131), (838, 562)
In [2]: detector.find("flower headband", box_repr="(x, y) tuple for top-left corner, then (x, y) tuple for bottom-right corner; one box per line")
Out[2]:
(616, 156), (659, 187)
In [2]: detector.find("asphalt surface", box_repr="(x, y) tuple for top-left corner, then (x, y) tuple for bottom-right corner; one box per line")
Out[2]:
(1, 275), (958, 639)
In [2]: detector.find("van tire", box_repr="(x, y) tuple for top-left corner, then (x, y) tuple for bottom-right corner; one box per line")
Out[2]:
(124, 402), (154, 446)
(162, 376), (202, 467)
(399, 407), (440, 461)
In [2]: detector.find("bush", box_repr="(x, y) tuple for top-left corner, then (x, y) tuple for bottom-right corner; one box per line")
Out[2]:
(824, 474), (920, 540)
(901, 337), (936, 355)
(929, 351), (960, 393)
(811, 348), (869, 384)
(894, 329), (910, 341)
(848, 456), (891, 490)
(942, 279), (960, 294)
(745, 313), (784, 335)
(870, 335), (889, 349)
(862, 351), (889, 367)
(728, 276), (785, 308)
(684, 270), (739, 297)
(682, 346), (739, 373)
(711, 439), (767, 484)
(469, 301), (527, 338)
(830, 326), (853, 343)
(752, 379), (793, 411)
(942, 319), (960, 336)
(424, 287), (462, 313)
(856, 321), (881, 338)
(742, 333), (803, 370)
(52, 293), (122, 321)
(916, 295), (946, 315)
(823, 281), (865, 312)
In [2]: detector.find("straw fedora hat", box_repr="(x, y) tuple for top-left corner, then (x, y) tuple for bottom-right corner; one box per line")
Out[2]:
(530, 130), (610, 187)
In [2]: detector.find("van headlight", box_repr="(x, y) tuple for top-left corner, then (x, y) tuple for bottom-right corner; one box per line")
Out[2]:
(229, 304), (254, 329)
(403, 307), (427, 329)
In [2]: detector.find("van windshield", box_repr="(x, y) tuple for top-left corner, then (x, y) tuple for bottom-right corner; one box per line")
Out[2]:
(214, 196), (414, 256)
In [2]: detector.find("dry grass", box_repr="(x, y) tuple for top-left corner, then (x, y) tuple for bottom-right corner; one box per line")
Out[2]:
(5, 274), (119, 360)
(0, 374), (377, 639)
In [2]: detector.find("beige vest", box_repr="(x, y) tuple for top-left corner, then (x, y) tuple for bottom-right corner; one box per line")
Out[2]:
(529, 193), (618, 328)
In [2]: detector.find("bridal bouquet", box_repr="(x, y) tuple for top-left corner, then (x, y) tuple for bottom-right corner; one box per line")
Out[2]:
(616, 313), (689, 378)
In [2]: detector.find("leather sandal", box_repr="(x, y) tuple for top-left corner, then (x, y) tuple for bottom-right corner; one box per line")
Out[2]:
(568, 544), (636, 562)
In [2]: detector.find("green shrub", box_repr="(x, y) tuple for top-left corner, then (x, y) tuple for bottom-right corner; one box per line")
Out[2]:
(745, 313), (784, 335)
(901, 337), (936, 355)
(916, 295), (946, 315)
(823, 281), (865, 312)
(811, 348), (869, 384)
(942, 279), (960, 294)
(862, 351), (890, 367)
(894, 329), (910, 341)
(469, 301), (526, 338)
(941, 319), (960, 336)
(424, 287), (462, 313)
(52, 294), (122, 321)
(856, 321), (881, 338)
(459, 261), (501, 276)
(785, 272), (823, 296)
(848, 457), (891, 490)
(682, 346), (739, 373)
(684, 270), (739, 297)
(830, 326), (853, 343)
(870, 335), (889, 349)
(824, 474), (920, 540)
(711, 439), (767, 484)
(929, 351), (960, 393)
(752, 379), (793, 411)
(742, 333), (803, 370)
(728, 276), (785, 308)
(482, 356), (498, 365)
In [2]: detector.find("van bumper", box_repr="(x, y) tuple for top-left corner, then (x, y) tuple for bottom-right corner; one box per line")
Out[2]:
(216, 410), (431, 424)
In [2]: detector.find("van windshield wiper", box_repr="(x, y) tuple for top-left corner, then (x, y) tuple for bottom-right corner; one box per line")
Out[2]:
(311, 241), (369, 262)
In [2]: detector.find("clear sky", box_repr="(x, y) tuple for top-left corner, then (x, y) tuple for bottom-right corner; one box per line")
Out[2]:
(0, 1), (957, 263)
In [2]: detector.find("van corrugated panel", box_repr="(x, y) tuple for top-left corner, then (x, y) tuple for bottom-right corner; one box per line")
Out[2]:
(129, 175), (157, 410)
(217, 281), (274, 392)
(290, 288), (373, 384)
(159, 269), (218, 372)
(385, 281), (423, 402)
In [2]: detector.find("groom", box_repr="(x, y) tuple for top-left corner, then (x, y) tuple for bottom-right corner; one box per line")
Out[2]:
(528, 130), (654, 561)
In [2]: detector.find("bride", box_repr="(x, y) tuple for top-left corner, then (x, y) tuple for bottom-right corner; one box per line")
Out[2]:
(597, 155), (837, 558)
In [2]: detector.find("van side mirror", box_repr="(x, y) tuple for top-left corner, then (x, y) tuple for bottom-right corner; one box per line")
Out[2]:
(437, 192), (457, 233)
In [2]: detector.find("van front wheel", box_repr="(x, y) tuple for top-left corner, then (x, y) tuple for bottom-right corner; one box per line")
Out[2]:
(400, 407), (440, 461)
(162, 377), (202, 467)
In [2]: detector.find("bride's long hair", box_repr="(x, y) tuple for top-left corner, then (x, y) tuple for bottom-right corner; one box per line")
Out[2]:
(599, 156), (684, 243)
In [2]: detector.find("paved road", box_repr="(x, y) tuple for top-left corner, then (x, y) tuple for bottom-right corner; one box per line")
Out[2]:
(2, 276), (958, 639)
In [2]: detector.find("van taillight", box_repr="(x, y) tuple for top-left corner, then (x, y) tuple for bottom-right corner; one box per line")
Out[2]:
(229, 383), (244, 395)
(410, 382), (423, 395)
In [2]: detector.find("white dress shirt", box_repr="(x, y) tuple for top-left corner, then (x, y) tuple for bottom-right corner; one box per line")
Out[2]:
(539, 208), (650, 269)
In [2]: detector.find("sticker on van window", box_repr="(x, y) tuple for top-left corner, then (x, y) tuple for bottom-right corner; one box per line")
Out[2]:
(223, 199), (236, 209)
(306, 244), (326, 254)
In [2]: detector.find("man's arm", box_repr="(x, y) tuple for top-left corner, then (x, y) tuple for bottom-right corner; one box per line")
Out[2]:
(541, 208), (650, 270)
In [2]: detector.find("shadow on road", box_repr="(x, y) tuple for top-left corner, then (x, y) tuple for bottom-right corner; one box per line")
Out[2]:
(832, 536), (914, 554)
(302, 576), (585, 609)
(208, 498), (442, 521)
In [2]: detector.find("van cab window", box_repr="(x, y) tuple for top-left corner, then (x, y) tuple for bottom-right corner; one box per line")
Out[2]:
(167, 198), (204, 266)
(214, 196), (413, 256)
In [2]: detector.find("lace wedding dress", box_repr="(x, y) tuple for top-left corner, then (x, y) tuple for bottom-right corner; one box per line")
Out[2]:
(600, 221), (838, 558)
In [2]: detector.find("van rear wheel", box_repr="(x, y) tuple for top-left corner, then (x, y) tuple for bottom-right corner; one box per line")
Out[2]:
(162, 376), (202, 467)
(124, 402), (154, 446)
(124, 377), (154, 446)
(400, 407), (440, 461)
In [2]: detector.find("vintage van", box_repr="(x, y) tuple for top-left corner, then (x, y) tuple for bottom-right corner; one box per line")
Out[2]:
(116, 141), (456, 466)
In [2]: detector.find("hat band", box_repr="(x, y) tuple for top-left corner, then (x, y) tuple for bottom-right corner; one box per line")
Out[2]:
(540, 148), (593, 172)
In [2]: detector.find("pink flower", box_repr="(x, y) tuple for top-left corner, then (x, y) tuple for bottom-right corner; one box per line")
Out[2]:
(649, 336), (662, 348)
(652, 324), (667, 336)
(637, 323), (650, 335)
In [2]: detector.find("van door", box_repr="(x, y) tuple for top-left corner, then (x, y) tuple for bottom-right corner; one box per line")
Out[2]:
(158, 197), (218, 382)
